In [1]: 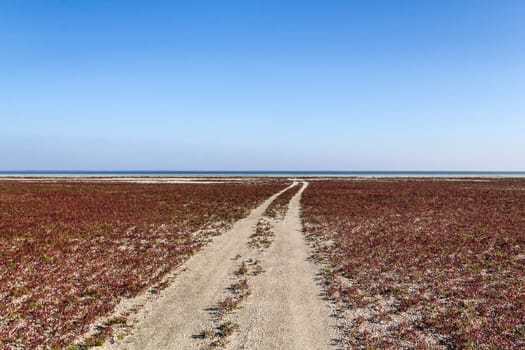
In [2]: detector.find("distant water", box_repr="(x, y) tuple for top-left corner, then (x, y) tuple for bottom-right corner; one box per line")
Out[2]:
(1, 170), (525, 177)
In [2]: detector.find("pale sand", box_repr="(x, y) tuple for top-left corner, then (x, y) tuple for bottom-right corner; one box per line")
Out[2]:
(98, 181), (336, 349)
(226, 182), (337, 349)
(0, 176), (244, 183)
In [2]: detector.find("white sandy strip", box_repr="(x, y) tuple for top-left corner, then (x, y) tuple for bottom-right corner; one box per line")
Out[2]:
(100, 183), (295, 350)
(0, 176), (237, 183)
(226, 182), (337, 349)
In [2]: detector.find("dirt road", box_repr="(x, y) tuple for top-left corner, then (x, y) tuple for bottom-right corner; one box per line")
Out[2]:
(101, 181), (336, 350)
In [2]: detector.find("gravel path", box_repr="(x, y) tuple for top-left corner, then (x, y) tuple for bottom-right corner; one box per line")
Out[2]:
(226, 182), (337, 349)
(101, 181), (336, 349)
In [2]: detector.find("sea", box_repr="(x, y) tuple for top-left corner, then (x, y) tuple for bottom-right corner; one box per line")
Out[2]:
(1, 171), (525, 177)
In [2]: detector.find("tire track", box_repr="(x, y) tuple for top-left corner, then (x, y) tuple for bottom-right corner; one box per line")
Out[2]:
(100, 183), (295, 350)
(226, 182), (337, 349)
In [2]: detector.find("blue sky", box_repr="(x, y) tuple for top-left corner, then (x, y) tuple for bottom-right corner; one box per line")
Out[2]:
(1, 0), (524, 170)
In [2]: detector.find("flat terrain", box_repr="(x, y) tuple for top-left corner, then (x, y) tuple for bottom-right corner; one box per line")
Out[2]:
(302, 178), (525, 349)
(0, 179), (286, 348)
(226, 182), (336, 350)
(1, 177), (524, 349)
(101, 181), (335, 350)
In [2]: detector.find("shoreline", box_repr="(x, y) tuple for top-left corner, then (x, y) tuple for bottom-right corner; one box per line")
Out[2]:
(1, 173), (525, 180)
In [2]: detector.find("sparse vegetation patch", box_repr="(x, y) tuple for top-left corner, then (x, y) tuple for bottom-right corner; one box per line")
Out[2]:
(263, 182), (302, 219)
(248, 218), (274, 250)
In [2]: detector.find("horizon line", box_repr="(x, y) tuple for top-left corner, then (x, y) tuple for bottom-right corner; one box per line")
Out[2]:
(1, 170), (525, 174)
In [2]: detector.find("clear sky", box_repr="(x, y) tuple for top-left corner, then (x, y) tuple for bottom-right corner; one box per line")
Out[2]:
(1, 0), (524, 171)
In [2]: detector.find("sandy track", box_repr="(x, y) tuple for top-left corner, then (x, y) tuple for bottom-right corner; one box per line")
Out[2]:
(101, 181), (336, 349)
(101, 184), (294, 350)
(226, 182), (336, 349)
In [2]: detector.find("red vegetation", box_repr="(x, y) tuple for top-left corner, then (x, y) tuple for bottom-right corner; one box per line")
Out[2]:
(264, 182), (302, 219)
(0, 180), (285, 349)
(301, 179), (525, 349)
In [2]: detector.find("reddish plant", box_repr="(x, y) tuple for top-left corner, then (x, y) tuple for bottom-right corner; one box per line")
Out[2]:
(0, 180), (287, 349)
(264, 182), (301, 219)
(301, 179), (525, 349)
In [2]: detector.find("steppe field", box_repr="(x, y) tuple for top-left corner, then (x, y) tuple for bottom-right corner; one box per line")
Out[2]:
(1, 177), (524, 349)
